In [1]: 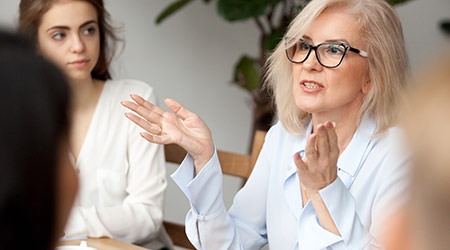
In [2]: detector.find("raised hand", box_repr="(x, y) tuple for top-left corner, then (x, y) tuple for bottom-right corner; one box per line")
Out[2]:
(121, 94), (214, 171)
(294, 121), (339, 191)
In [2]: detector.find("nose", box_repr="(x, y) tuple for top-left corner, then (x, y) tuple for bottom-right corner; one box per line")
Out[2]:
(69, 34), (85, 54)
(302, 49), (322, 72)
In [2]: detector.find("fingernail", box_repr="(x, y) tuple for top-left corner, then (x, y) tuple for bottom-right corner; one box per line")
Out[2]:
(332, 122), (336, 127)
(298, 150), (305, 158)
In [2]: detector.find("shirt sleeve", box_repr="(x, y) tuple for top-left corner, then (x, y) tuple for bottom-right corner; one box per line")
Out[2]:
(64, 87), (167, 244)
(171, 130), (273, 250)
(298, 139), (410, 249)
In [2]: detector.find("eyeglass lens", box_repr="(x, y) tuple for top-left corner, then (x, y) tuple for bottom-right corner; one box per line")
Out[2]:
(286, 40), (347, 67)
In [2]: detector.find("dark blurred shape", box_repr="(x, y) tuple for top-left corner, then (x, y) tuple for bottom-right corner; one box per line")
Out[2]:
(0, 30), (71, 250)
(440, 20), (450, 35)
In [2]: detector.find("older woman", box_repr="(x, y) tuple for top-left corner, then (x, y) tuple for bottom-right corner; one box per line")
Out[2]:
(123, 0), (409, 248)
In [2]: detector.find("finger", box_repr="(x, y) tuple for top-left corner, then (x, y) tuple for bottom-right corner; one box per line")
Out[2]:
(316, 124), (330, 156)
(122, 99), (162, 125)
(294, 151), (308, 171)
(125, 112), (161, 135)
(164, 98), (195, 120)
(140, 132), (171, 144)
(130, 94), (165, 116)
(305, 134), (317, 160)
(325, 121), (339, 156)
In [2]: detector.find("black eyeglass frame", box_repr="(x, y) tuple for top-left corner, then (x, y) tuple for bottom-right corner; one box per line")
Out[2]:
(285, 38), (368, 68)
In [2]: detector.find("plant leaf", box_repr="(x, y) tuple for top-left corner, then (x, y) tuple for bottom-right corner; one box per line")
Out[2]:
(386, 0), (412, 5)
(266, 28), (283, 52)
(155, 0), (194, 24)
(217, 0), (282, 22)
(441, 20), (450, 35)
(233, 55), (260, 91)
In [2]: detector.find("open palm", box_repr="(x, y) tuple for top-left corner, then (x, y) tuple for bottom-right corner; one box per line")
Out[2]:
(122, 94), (214, 170)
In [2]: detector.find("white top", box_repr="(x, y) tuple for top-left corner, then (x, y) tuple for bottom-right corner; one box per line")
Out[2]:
(64, 79), (170, 249)
(172, 116), (409, 249)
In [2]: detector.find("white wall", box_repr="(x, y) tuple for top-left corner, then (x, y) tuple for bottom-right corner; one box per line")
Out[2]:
(1, 0), (449, 246)
(395, 0), (450, 70)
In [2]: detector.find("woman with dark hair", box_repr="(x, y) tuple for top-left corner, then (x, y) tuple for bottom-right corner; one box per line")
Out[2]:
(18, 0), (170, 248)
(0, 30), (77, 250)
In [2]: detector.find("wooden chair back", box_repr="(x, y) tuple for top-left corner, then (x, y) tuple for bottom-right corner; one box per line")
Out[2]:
(163, 130), (267, 249)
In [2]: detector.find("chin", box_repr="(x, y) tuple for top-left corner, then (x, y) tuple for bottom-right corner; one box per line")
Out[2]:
(68, 73), (92, 82)
(295, 100), (317, 114)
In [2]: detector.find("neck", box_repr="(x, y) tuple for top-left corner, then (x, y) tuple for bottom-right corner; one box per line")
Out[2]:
(69, 77), (104, 112)
(311, 101), (362, 153)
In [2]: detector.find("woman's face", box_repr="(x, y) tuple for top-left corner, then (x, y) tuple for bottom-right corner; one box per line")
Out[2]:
(292, 10), (370, 118)
(37, 0), (100, 82)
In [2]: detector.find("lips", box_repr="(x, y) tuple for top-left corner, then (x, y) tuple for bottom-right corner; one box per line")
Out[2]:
(68, 59), (90, 67)
(300, 79), (324, 92)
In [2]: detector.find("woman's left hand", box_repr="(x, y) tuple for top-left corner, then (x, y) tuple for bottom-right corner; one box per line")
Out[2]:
(294, 121), (339, 191)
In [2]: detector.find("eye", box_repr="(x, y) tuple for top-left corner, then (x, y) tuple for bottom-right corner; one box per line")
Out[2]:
(298, 40), (310, 51)
(324, 44), (344, 55)
(83, 27), (96, 36)
(52, 32), (66, 41)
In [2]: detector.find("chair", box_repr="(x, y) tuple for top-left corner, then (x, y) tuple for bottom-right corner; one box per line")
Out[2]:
(163, 130), (267, 249)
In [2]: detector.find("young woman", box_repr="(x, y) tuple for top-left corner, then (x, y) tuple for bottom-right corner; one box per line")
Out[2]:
(123, 0), (410, 248)
(0, 30), (77, 250)
(18, 0), (171, 248)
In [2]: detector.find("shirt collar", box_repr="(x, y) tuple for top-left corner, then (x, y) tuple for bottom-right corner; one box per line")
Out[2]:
(289, 115), (377, 176)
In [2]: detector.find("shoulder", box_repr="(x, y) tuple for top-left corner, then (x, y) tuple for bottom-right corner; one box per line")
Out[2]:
(368, 125), (410, 170)
(106, 79), (157, 102)
(265, 120), (300, 149)
(108, 79), (155, 94)
(374, 126), (406, 152)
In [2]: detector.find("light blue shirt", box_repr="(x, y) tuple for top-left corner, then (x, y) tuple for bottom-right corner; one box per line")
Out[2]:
(172, 117), (409, 249)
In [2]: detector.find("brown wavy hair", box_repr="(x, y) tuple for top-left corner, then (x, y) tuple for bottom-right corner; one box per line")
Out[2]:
(18, 0), (120, 80)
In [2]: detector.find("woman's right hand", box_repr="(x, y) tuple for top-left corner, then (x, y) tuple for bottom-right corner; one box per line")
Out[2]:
(121, 94), (214, 172)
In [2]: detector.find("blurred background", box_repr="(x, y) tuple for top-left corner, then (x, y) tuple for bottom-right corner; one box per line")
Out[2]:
(0, 0), (448, 247)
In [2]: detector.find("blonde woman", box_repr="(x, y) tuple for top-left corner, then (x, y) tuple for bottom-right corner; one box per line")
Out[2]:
(123, 0), (409, 248)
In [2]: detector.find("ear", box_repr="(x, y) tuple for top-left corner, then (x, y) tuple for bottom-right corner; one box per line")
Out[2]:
(362, 75), (371, 94)
(384, 206), (411, 250)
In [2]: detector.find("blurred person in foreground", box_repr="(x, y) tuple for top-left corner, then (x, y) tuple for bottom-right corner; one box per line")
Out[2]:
(0, 30), (77, 250)
(385, 53), (450, 250)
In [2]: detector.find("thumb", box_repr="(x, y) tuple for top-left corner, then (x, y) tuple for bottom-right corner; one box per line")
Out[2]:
(294, 151), (308, 171)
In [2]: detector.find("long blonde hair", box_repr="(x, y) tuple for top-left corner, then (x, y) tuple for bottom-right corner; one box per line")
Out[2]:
(265, 0), (409, 135)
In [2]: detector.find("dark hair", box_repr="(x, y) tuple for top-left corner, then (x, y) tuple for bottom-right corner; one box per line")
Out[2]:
(0, 30), (71, 249)
(18, 0), (120, 80)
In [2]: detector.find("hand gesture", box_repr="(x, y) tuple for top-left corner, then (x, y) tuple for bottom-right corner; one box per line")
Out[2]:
(121, 95), (214, 171)
(294, 121), (339, 191)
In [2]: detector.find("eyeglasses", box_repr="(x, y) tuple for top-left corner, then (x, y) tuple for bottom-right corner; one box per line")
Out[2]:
(285, 38), (368, 68)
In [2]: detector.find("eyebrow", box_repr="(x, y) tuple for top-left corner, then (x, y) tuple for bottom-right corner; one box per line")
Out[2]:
(46, 20), (98, 32)
(302, 35), (350, 45)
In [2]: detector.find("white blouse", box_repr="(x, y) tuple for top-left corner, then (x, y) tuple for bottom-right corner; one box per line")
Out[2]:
(172, 116), (409, 249)
(64, 79), (170, 249)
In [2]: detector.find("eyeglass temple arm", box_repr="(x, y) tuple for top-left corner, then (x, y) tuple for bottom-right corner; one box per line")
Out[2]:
(349, 47), (368, 57)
